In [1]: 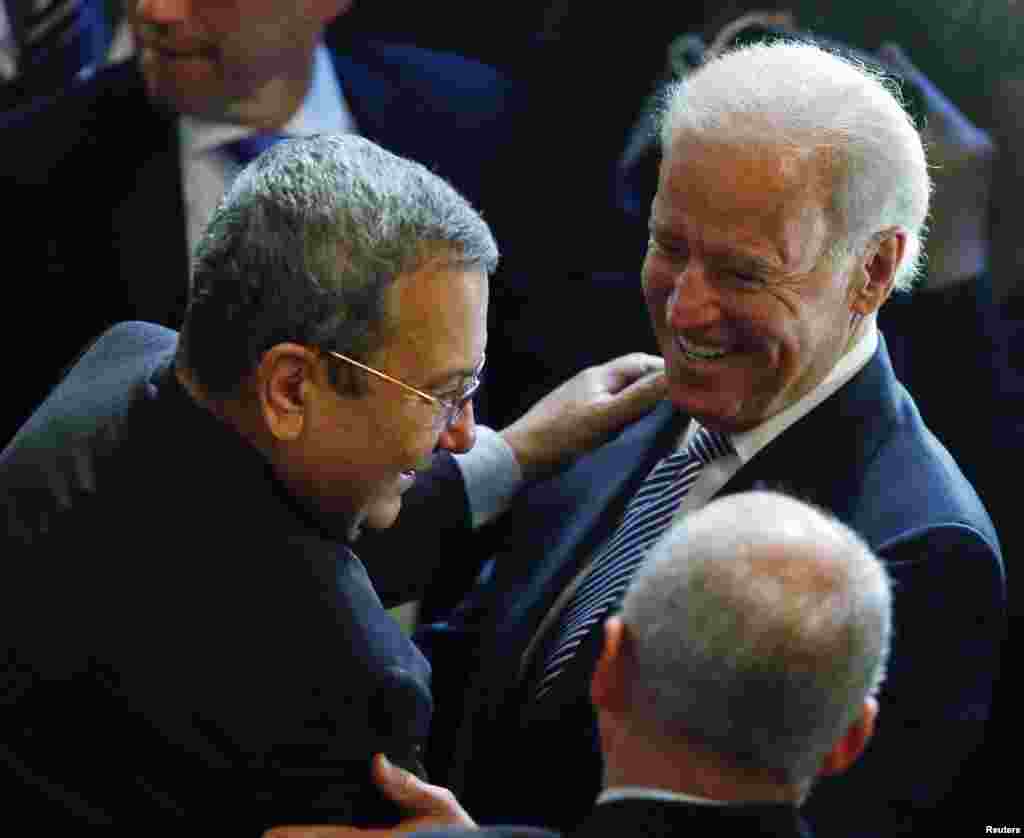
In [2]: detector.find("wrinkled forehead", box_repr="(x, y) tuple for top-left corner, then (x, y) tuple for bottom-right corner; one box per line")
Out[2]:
(653, 139), (836, 273)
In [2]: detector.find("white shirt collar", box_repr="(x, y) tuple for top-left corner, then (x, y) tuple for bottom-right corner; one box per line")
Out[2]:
(598, 786), (727, 807)
(179, 43), (354, 157)
(720, 318), (879, 463)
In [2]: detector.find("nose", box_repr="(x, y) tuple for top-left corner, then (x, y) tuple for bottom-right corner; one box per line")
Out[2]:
(436, 400), (477, 454)
(133, 0), (189, 24)
(665, 263), (720, 332)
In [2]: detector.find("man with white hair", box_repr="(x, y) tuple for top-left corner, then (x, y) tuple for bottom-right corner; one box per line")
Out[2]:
(266, 491), (892, 838)
(350, 40), (1005, 837)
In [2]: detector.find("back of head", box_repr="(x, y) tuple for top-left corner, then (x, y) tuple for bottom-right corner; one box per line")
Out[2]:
(620, 491), (892, 788)
(659, 40), (930, 290)
(178, 133), (498, 397)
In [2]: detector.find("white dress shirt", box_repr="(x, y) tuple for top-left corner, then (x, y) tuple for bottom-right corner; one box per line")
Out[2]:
(179, 43), (357, 264)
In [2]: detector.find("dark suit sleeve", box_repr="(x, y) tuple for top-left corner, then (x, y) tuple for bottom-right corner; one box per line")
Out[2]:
(803, 524), (1005, 836)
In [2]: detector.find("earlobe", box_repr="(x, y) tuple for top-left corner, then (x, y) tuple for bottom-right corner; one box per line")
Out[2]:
(590, 617), (630, 715)
(819, 697), (878, 777)
(260, 344), (315, 442)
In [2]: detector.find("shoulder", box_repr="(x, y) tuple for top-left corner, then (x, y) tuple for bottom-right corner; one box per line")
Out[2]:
(1, 59), (162, 180)
(338, 38), (513, 93)
(330, 39), (518, 128)
(0, 323), (179, 540)
(4, 321), (179, 448)
(853, 376), (1001, 558)
(786, 336), (999, 553)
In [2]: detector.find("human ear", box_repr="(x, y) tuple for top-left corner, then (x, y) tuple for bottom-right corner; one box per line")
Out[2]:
(851, 230), (906, 316)
(590, 617), (631, 715)
(258, 343), (317, 442)
(819, 696), (879, 777)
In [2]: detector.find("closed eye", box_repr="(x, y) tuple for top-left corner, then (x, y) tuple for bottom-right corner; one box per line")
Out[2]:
(649, 236), (688, 260)
(722, 269), (765, 289)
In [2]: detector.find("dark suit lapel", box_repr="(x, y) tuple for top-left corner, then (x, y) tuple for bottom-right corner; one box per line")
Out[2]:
(449, 401), (684, 793)
(493, 400), (685, 667)
(717, 335), (902, 520)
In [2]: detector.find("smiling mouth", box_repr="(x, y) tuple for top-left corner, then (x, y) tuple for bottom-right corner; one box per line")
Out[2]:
(676, 335), (730, 362)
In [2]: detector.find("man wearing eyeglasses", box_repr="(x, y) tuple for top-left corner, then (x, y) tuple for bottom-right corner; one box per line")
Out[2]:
(0, 134), (666, 831)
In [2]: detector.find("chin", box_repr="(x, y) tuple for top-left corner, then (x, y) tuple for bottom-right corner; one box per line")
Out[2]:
(363, 496), (403, 533)
(668, 385), (745, 433)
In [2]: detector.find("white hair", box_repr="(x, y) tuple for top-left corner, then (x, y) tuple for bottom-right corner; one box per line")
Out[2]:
(659, 40), (931, 291)
(620, 491), (892, 787)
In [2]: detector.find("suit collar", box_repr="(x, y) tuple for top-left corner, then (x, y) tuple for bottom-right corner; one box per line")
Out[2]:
(575, 796), (811, 837)
(718, 332), (902, 516)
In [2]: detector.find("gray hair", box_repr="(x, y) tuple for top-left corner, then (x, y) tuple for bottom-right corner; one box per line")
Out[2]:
(619, 491), (892, 787)
(179, 133), (499, 396)
(658, 40), (930, 291)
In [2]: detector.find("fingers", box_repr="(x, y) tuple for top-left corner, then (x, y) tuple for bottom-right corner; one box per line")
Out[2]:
(371, 755), (467, 822)
(599, 353), (665, 394)
(599, 366), (667, 428)
(499, 352), (667, 481)
(262, 757), (476, 838)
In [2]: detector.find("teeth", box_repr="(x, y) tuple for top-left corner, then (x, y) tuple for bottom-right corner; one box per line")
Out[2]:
(677, 336), (728, 361)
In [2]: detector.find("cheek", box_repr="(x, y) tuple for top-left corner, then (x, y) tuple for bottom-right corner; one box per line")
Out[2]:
(376, 416), (440, 466)
(641, 264), (671, 320)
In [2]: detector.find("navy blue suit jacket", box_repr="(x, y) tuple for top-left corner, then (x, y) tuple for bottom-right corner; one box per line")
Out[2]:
(362, 335), (1005, 837)
(0, 322), (433, 829)
(0, 42), (518, 445)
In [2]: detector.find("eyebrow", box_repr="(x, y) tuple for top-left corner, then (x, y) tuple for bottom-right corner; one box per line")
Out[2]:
(649, 220), (780, 275)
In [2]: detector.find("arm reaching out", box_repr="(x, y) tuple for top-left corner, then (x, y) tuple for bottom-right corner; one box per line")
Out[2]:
(263, 755), (476, 838)
(501, 353), (666, 481)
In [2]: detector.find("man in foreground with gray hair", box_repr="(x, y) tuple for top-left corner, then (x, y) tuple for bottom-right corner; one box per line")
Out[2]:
(268, 490), (891, 838)
(0, 133), (665, 830)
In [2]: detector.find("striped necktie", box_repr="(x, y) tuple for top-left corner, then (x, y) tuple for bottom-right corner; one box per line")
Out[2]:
(532, 425), (733, 703)
(7, 0), (104, 90)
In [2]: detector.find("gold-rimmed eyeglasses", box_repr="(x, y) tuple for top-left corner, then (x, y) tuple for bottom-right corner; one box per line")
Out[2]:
(324, 349), (484, 430)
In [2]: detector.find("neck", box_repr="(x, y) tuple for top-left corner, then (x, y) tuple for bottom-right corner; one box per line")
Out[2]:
(175, 364), (261, 445)
(844, 311), (873, 356)
(601, 719), (804, 806)
(219, 49), (316, 131)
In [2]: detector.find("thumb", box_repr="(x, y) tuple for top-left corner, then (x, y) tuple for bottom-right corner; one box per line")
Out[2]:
(371, 755), (462, 819)
(601, 367), (667, 426)
(600, 352), (665, 394)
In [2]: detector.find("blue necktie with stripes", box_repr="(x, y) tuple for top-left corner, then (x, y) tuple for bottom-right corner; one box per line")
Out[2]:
(8, 0), (104, 88)
(532, 425), (733, 703)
